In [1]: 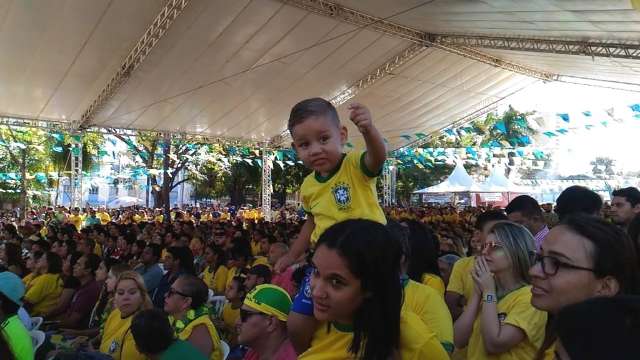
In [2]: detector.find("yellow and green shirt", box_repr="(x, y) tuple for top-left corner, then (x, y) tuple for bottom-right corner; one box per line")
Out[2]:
(403, 279), (454, 352)
(178, 315), (223, 360)
(468, 286), (547, 360)
(301, 151), (386, 245)
(299, 312), (449, 360)
(100, 308), (146, 360)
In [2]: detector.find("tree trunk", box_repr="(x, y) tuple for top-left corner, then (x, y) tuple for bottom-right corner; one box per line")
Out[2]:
(162, 133), (171, 221)
(19, 150), (27, 220)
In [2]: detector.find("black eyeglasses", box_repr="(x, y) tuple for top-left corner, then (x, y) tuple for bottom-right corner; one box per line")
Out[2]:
(533, 253), (595, 276)
(166, 288), (191, 298)
(239, 308), (265, 322)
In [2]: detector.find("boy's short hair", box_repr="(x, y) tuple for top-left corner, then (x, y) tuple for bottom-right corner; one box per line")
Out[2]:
(288, 98), (340, 134)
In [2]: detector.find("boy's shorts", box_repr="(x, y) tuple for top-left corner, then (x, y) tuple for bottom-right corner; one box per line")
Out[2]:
(291, 267), (314, 316)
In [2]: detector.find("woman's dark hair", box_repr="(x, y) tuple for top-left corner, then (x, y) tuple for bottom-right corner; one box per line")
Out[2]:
(44, 251), (63, 274)
(131, 309), (175, 355)
(562, 214), (640, 294)
(63, 239), (77, 254)
(205, 243), (226, 270)
(3, 243), (24, 270)
(403, 220), (442, 282)
(178, 274), (208, 309)
(556, 296), (640, 360)
(316, 220), (401, 360)
(167, 246), (195, 275)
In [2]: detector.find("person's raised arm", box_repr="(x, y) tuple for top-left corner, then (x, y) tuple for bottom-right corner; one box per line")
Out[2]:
(348, 103), (386, 174)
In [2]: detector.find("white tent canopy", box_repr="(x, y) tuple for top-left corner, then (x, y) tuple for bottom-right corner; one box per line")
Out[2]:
(414, 162), (481, 193)
(0, 0), (638, 149)
(479, 166), (531, 193)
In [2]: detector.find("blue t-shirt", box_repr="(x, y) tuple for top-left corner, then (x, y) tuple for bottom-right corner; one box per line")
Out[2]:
(136, 263), (164, 294)
(291, 267), (314, 316)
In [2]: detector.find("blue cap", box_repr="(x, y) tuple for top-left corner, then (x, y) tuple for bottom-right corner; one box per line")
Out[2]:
(0, 272), (25, 306)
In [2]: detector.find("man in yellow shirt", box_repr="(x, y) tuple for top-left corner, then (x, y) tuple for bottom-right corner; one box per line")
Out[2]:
(96, 206), (111, 225)
(67, 207), (84, 231)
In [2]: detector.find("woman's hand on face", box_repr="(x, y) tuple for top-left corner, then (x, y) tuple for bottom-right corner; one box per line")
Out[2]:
(472, 256), (496, 295)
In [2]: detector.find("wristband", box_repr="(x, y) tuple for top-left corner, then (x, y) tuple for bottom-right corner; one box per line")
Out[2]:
(482, 293), (497, 304)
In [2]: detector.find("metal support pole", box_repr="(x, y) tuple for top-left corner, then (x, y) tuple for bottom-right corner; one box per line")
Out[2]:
(261, 142), (272, 221)
(390, 161), (397, 206)
(70, 133), (83, 208)
(382, 160), (391, 207)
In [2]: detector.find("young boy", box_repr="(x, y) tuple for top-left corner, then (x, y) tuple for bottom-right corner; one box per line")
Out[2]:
(274, 97), (387, 352)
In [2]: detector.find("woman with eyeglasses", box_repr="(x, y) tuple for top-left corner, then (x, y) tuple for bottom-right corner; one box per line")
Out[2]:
(529, 214), (640, 359)
(454, 221), (547, 360)
(163, 274), (223, 360)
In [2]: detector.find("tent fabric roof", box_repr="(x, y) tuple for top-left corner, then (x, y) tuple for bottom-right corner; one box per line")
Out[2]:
(414, 162), (481, 193)
(1, 0), (639, 147)
(480, 166), (531, 193)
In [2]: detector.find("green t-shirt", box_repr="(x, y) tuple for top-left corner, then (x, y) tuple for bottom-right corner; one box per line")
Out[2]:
(1, 315), (35, 360)
(160, 340), (207, 360)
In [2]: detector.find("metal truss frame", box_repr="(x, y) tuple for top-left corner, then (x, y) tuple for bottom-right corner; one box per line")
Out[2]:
(270, 43), (426, 147)
(76, 0), (192, 129)
(261, 142), (273, 221)
(382, 159), (397, 207)
(429, 34), (640, 61)
(70, 133), (83, 208)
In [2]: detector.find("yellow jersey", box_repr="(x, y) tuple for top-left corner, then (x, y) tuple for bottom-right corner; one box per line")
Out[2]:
(24, 273), (63, 316)
(299, 312), (449, 360)
(178, 315), (223, 360)
(468, 286), (547, 360)
(422, 273), (446, 298)
(99, 308), (146, 360)
(221, 303), (240, 331)
(251, 256), (270, 268)
(301, 151), (386, 244)
(22, 273), (39, 291)
(447, 256), (475, 302)
(251, 241), (261, 257)
(202, 265), (229, 295)
(225, 267), (243, 291)
(403, 279), (453, 352)
(68, 214), (84, 230)
(97, 212), (111, 225)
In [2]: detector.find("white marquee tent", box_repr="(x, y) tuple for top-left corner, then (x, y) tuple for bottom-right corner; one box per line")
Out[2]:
(0, 0), (639, 149)
(414, 162), (481, 194)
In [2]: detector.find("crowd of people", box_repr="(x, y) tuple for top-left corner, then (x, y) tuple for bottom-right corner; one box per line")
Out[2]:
(0, 98), (639, 360)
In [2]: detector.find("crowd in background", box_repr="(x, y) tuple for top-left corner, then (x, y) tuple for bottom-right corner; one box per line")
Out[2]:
(0, 185), (639, 359)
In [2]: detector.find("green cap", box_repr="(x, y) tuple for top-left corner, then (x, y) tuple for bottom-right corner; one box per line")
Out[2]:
(243, 284), (292, 321)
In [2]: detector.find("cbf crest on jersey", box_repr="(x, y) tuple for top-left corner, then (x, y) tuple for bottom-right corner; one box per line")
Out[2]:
(332, 182), (352, 210)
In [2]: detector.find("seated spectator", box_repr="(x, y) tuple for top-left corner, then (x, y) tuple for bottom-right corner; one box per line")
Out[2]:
(244, 264), (271, 292)
(0, 271), (34, 360)
(438, 253), (460, 287)
(268, 243), (296, 296)
(59, 254), (102, 329)
(237, 284), (296, 360)
(46, 252), (82, 319)
(403, 220), (445, 297)
(131, 308), (206, 360)
(24, 251), (64, 317)
(153, 246), (194, 308)
(0, 242), (25, 277)
(22, 250), (44, 291)
(135, 244), (163, 295)
(200, 244), (228, 295)
(99, 271), (152, 360)
(163, 274), (223, 360)
(218, 276), (246, 345)
(554, 296), (640, 360)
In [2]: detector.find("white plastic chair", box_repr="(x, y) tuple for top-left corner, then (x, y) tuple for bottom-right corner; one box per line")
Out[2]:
(31, 330), (45, 351)
(30, 316), (43, 331)
(220, 340), (230, 360)
(209, 295), (227, 318)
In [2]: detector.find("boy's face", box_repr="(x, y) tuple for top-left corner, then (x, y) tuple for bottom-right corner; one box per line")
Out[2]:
(291, 116), (347, 175)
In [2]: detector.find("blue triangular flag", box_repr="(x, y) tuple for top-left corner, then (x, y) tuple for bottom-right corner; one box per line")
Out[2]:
(582, 111), (592, 117)
(629, 104), (640, 112)
(494, 121), (507, 134)
(557, 113), (570, 122)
